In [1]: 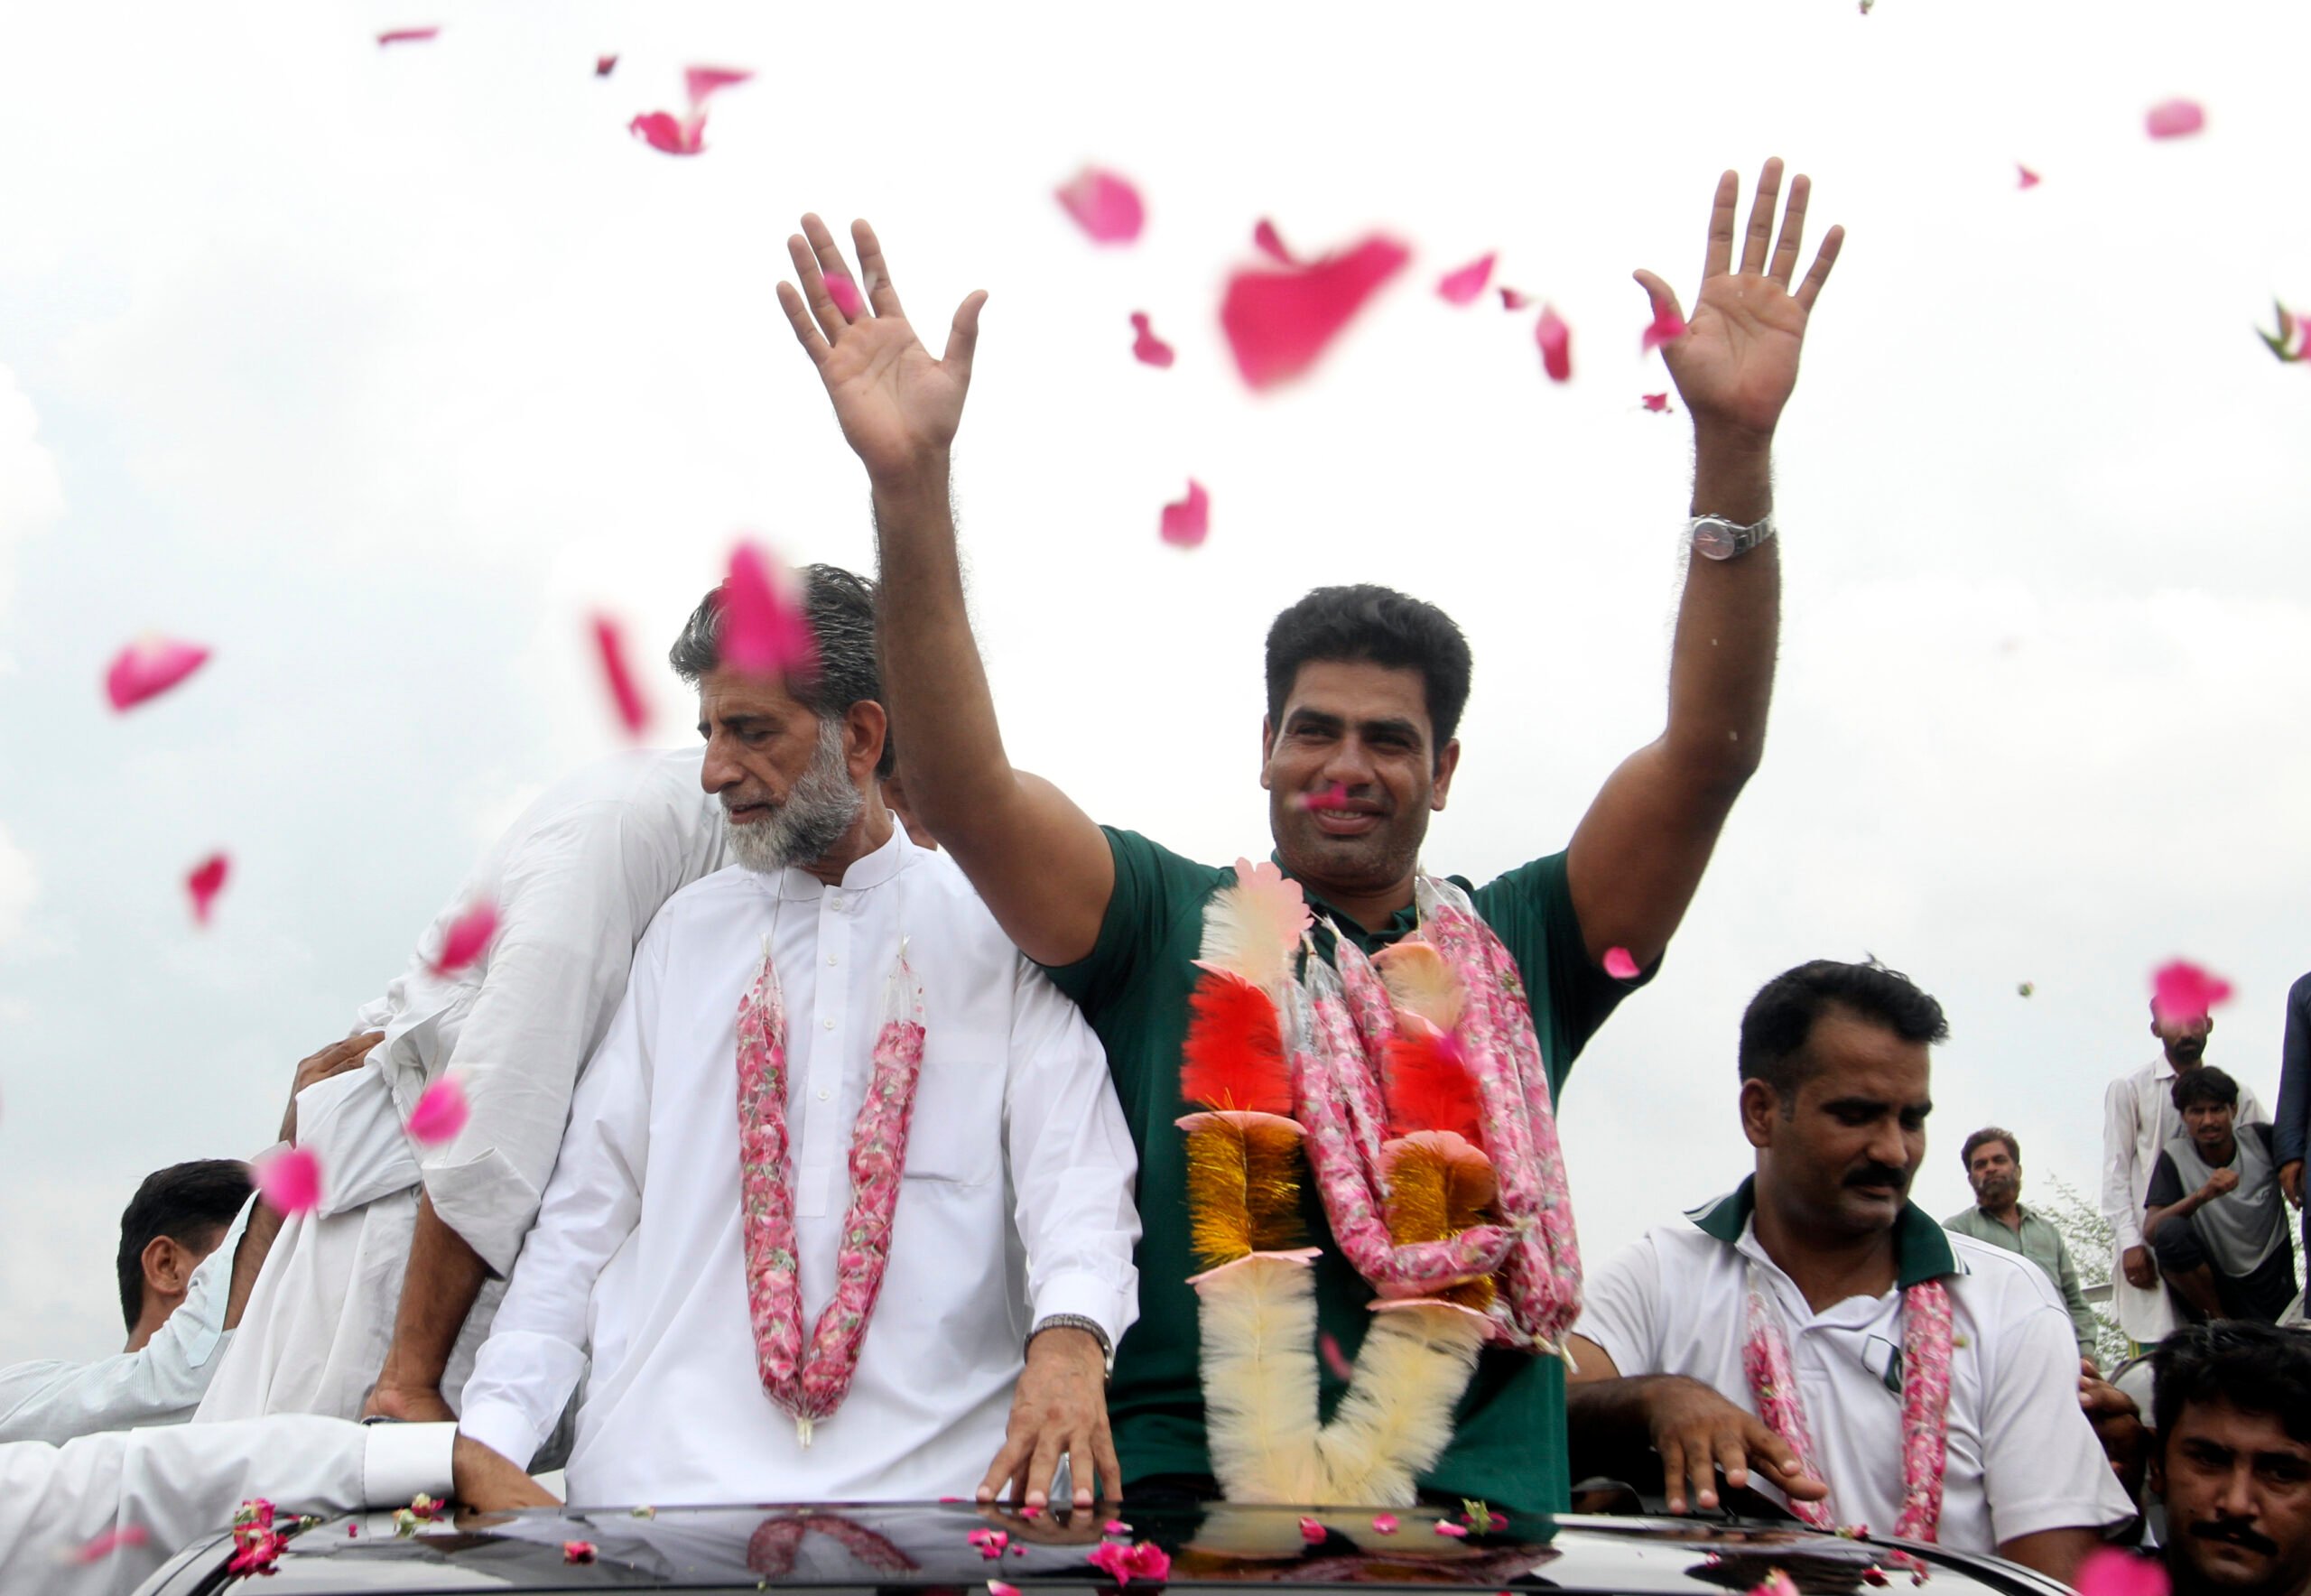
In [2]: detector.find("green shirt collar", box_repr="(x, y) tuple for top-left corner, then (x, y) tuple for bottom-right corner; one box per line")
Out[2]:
(1685, 1174), (1961, 1288)
(1270, 853), (1423, 952)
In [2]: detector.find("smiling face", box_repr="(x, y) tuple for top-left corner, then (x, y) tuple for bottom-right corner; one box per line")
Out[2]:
(2156, 1397), (2311, 1596)
(1745, 1007), (1934, 1242)
(1260, 659), (1460, 902)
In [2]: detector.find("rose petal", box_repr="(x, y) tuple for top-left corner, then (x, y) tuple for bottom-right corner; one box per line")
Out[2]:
(1499, 286), (1531, 311)
(1436, 253), (1496, 306)
(2076, 1549), (2168, 1596)
(595, 54), (618, 77)
(1603, 946), (1640, 980)
(254, 1147), (321, 1217)
(563, 1540), (598, 1564)
(2146, 98), (2205, 139)
(991, 1584), (1021, 1596)
(1220, 236), (1411, 389)
(1295, 784), (1353, 813)
(1103, 1520), (1132, 1535)
(1253, 218), (1296, 264)
(1088, 1542), (1130, 1581)
(75, 1526), (151, 1564)
(723, 542), (820, 677)
(1020, 1504), (1042, 1520)
(1055, 168), (1146, 245)
(823, 271), (865, 319)
(106, 636), (211, 711)
(1127, 1543), (1172, 1581)
(1159, 480), (1210, 549)
(1299, 1517), (1326, 1543)
(628, 110), (700, 155)
(186, 853), (229, 926)
(1640, 297), (1686, 353)
(1318, 1330), (1354, 1378)
(592, 615), (651, 737)
(2151, 960), (2233, 1025)
(1434, 1520), (1468, 1537)
(1370, 1514), (1399, 1534)
(1536, 304), (1572, 383)
(407, 1077), (469, 1146)
(432, 901), (499, 977)
(684, 66), (753, 107)
(1641, 392), (1670, 413)
(1129, 311), (1176, 369)
(377, 26), (440, 46)
(2017, 163), (2041, 190)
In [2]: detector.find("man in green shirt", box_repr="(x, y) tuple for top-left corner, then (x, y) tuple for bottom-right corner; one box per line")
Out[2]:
(1943, 1127), (2102, 1366)
(769, 159), (1844, 1514)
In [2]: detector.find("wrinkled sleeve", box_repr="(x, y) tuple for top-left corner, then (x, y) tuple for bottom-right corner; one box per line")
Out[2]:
(0, 1416), (453, 1596)
(1569, 1234), (1664, 1377)
(1005, 957), (1142, 1350)
(456, 920), (663, 1471)
(2279, 977), (2311, 1167)
(422, 804), (664, 1276)
(1980, 1285), (2138, 1545)
(2102, 1075), (2145, 1252)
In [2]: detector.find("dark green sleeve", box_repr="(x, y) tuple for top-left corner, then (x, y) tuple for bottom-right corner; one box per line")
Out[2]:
(1469, 850), (1648, 1094)
(1037, 828), (1208, 1022)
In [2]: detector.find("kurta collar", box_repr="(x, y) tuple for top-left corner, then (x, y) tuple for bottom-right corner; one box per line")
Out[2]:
(1686, 1174), (1960, 1288)
(1268, 850), (1422, 950)
(763, 822), (912, 902)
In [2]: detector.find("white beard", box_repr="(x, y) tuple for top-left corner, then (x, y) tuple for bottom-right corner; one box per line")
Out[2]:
(725, 719), (864, 875)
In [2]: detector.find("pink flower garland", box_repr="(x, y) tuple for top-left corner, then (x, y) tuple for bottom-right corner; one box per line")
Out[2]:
(1742, 1261), (1954, 1541)
(737, 946), (929, 1443)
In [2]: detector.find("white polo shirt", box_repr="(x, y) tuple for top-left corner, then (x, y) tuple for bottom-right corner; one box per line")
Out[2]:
(1574, 1179), (2135, 1554)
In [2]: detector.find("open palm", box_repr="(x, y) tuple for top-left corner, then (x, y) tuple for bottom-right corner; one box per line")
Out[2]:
(777, 215), (986, 480)
(1637, 160), (1843, 440)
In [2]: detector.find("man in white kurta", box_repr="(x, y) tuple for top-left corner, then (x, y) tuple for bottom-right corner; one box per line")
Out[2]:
(2101, 1006), (2269, 1347)
(199, 746), (727, 1423)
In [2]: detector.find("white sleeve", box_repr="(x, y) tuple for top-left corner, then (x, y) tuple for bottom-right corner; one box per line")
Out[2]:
(1571, 1234), (1666, 1377)
(2241, 1081), (2270, 1128)
(2102, 1075), (2145, 1251)
(1004, 958), (1142, 1351)
(456, 920), (662, 1470)
(1980, 1282), (2139, 1545)
(0, 1416), (453, 1596)
(0, 1196), (251, 1444)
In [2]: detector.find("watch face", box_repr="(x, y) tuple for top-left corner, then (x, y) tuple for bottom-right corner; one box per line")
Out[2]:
(1693, 522), (1737, 560)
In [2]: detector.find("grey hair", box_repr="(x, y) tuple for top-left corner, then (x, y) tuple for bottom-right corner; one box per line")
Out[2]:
(669, 561), (894, 779)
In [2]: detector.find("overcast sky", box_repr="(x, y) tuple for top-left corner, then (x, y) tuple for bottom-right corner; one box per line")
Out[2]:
(2, 0), (2306, 1364)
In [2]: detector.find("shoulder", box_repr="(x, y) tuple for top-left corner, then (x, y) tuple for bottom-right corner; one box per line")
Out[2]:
(1947, 1231), (2067, 1315)
(650, 863), (759, 930)
(1942, 1207), (1983, 1233)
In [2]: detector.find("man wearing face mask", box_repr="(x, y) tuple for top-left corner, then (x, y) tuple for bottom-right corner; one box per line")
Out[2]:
(1564, 960), (2136, 1583)
(2150, 1321), (2311, 1596)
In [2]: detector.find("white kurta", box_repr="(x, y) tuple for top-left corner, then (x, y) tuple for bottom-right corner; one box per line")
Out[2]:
(0, 1195), (254, 1444)
(2100, 1057), (2269, 1342)
(457, 830), (1142, 1504)
(0, 1415), (451, 1596)
(199, 747), (727, 1422)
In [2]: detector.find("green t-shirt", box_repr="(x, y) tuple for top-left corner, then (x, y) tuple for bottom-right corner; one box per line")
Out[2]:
(1043, 829), (1638, 1512)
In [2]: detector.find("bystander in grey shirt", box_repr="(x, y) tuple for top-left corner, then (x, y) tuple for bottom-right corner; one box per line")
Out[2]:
(1942, 1203), (2099, 1359)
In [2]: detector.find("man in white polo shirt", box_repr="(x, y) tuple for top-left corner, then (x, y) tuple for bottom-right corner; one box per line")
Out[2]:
(1565, 960), (2135, 1583)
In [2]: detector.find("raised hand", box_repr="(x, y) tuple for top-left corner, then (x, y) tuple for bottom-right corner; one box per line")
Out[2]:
(1636, 158), (1843, 442)
(776, 215), (987, 483)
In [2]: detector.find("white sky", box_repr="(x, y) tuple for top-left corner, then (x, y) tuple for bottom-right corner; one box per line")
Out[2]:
(1, 0), (2306, 1363)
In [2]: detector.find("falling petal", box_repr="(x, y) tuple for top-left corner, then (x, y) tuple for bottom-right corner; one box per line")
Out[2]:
(592, 616), (651, 737)
(2146, 98), (2205, 139)
(1498, 286), (1531, 311)
(1220, 235), (1412, 389)
(1129, 311), (1176, 368)
(1640, 297), (1686, 353)
(1159, 480), (1210, 549)
(1536, 305), (1572, 383)
(1602, 947), (1639, 980)
(186, 853), (229, 926)
(2151, 960), (2233, 1025)
(75, 1526), (151, 1564)
(432, 901), (499, 977)
(595, 54), (618, 76)
(723, 542), (821, 676)
(1252, 218), (1295, 264)
(407, 1077), (469, 1146)
(1299, 1517), (1325, 1544)
(254, 1147), (322, 1217)
(684, 66), (753, 107)
(1370, 1514), (1399, 1535)
(105, 636), (211, 711)
(2074, 1550), (2169, 1596)
(1434, 1521), (1468, 1538)
(628, 110), (699, 155)
(563, 1541), (598, 1564)
(2017, 163), (2041, 190)
(1436, 254), (1497, 306)
(1295, 783), (1352, 812)
(1318, 1332), (1354, 1379)
(376, 26), (440, 46)
(1055, 167), (1146, 245)
(823, 270), (865, 318)
(1641, 393), (1670, 413)
(991, 1585), (1021, 1596)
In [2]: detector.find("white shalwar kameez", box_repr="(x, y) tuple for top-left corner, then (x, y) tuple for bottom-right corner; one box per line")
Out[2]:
(198, 748), (726, 1422)
(2100, 1056), (2268, 1344)
(457, 830), (1142, 1503)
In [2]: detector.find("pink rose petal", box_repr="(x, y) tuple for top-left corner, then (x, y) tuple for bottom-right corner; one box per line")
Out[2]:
(1499, 286), (1531, 311)
(1603, 946), (1640, 980)
(2017, 163), (2041, 190)
(106, 636), (211, 711)
(628, 111), (699, 155)
(1127, 1543), (1171, 1582)
(2151, 960), (2233, 1025)
(2075, 1550), (2169, 1596)
(1317, 1330), (1354, 1378)
(1220, 235), (1411, 389)
(1434, 1520), (1468, 1538)
(1752, 1573), (1801, 1596)
(592, 616), (651, 738)
(1299, 1517), (1325, 1543)
(1020, 1504), (1042, 1520)
(1640, 297), (1686, 353)
(376, 26), (440, 46)
(1129, 311), (1176, 368)
(431, 901), (499, 977)
(970, 1529), (1010, 1559)
(407, 1077), (469, 1146)
(1089, 1542), (1129, 1582)
(822, 270), (865, 319)
(595, 54), (618, 77)
(1641, 392), (1670, 413)
(2146, 98), (2205, 139)
(1103, 1520), (1132, 1536)
(1159, 480), (1210, 549)
(1055, 168), (1146, 245)
(685, 66), (754, 106)
(1253, 218), (1296, 264)
(186, 853), (229, 926)
(1295, 783), (1352, 813)
(254, 1146), (321, 1217)
(990, 1584), (1021, 1596)
(1370, 1514), (1399, 1535)
(1536, 304), (1572, 383)
(563, 1540), (598, 1564)
(1436, 253), (1497, 306)
(723, 542), (820, 677)
(75, 1526), (150, 1564)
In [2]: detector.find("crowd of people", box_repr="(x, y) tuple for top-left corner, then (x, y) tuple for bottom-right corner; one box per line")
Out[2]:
(4, 160), (2309, 1596)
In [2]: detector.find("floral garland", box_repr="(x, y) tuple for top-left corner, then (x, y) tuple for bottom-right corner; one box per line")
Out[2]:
(1741, 1260), (1954, 1541)
(738, 940), (929, 1445)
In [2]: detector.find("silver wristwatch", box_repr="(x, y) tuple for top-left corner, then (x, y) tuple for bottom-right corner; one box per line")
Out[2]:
(1688, 511), (1777, 561)
(1029, 1313), (1115, 1376)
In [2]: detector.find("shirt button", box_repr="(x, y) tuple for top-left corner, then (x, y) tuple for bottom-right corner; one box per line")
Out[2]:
(827, 954), (839, 966)
(818, 1088), (831, 1101)
(823, 1017), (836, 1031)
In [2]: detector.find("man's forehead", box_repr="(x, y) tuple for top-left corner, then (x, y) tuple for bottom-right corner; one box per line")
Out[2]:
(2175, 1397), (2311, 1457)
(699, 669), (809, 723)
(1799, 1010), (1933, 1093)
(1281, 660), (1433, 728)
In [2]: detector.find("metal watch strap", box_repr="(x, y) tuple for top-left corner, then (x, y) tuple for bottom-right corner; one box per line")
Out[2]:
(1688, 511), (1777, 561)
(1028, 1313), (1114, 1374)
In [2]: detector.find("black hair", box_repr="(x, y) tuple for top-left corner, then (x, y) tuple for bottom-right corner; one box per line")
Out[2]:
(668, 562), (894, 778)
(2172, 1065), (2241, 1114)
(1960, 1127), (2020, 1171)
(2152, 1320), (2311, 1448)
(1263, 585), (1473, 759)
(1738, 959), (1950, 1103)
(115, 1159), (252, 1332)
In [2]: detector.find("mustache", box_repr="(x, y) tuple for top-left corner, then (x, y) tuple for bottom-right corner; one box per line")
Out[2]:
(1844, 1163), (1911, 1192)
(2192, 1520), (2280, 1558)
